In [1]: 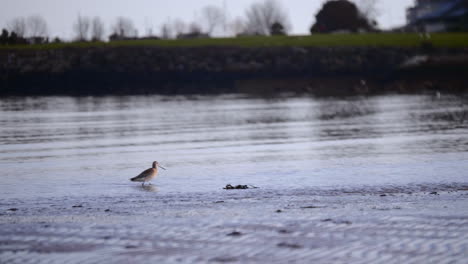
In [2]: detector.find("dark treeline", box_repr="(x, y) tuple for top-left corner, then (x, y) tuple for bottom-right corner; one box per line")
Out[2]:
(0, 29), (28, 45)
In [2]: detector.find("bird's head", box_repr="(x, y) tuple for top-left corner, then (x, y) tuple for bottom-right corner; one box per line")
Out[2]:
(153, 161), (166, 170)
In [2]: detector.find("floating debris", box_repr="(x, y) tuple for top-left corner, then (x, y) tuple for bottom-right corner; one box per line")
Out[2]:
(72, 205), (83, 208)
(7, 208), (18, 211)
(223, 184), (258, 190)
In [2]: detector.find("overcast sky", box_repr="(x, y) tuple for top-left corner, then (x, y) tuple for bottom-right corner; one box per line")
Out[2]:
(1, 0), (414, 39)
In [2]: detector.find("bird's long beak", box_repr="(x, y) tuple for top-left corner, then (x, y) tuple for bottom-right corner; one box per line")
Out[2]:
(158, 165), (166, 170)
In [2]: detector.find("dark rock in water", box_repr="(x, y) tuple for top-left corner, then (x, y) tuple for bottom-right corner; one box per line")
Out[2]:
(334, 220), (352, 225)
(276, 209), (283, 213)
(300, 205), (324, 209)
(277, 242), (303, 249)
(223, 184), (257, 190)
(380, 194), (387, 197)
(227, 231), (243, 237)
(72, 205), (83, 208)
(104, 209), (111, 212)
(321, 218), (351, 225)
(210, 256), (238, 263)
(430, 192), (439, 195)
(7, 208), (18, 211)
(125, 245), (138, 249)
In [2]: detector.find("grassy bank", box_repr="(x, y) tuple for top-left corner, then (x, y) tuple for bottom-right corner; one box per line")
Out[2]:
(2, 33), (468, 50)
(2, 36), (468, 95)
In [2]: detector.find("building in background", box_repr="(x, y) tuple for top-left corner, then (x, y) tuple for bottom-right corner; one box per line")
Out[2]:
(406, 0), (468, 32)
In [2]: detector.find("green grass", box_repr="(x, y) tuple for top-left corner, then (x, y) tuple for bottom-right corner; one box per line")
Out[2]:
(2, 33), (468, 50)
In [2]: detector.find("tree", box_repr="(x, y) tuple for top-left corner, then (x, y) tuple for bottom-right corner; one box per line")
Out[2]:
(112, 17), (137, 38)
(7, 17), (26, 38)
(244, 0), (290, 35)
(73, 14), (90, 41)
(160, 23), (172, 39)
(0, 29), (8, 45)
(52, 37), (62, 43)
(270, 21), (285, 35)
(9, 31), (20, 44)
(26, 15), (48, 37)
(0, 28), (27, 45)
(200, 5), (225, 35)
(310, 0), (375, 33)
(172, 19), (187, 36)
(188, 22), (202, 34)
(91, 17), (105, 41)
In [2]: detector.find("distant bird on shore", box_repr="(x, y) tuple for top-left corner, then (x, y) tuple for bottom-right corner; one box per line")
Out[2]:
(130, 161), (166, 186)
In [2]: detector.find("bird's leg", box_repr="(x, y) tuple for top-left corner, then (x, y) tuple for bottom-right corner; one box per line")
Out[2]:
(142, 182), (145, 187)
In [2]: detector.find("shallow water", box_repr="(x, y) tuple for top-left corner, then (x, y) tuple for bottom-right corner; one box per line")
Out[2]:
(1, 94), (467, 199)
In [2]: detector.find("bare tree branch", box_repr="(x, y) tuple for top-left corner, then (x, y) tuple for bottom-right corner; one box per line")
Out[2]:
(7, 17), (27, 37)
(160, 23), (172, 39)
(144, 18), (154, 37)
(26, 15), (48, 37)
(244, 0), (290, 35)
(112, 17), (137, 38)
(91, 17), (105, 41)
(172, 19), (187, 36)
(201, 5), (225, 35)
(73, 14), (90, 41)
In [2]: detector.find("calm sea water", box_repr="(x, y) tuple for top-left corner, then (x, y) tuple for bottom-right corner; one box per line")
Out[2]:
(1, 94), (467, 199)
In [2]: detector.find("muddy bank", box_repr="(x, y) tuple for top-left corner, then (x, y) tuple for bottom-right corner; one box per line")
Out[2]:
(1, 46), (468, 96)
(1, 185), (467, 263)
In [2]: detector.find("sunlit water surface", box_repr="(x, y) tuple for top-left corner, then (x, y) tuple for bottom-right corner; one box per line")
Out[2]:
(1, 94), (467, 199)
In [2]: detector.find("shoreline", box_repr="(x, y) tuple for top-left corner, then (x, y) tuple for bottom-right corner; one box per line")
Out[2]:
(1, 46), (468, 96)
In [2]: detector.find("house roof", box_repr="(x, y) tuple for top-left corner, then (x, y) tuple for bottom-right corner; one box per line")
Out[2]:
(417, 0), (467, 22)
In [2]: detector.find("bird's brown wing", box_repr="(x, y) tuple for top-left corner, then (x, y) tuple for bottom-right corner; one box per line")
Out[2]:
(131, 168), (154, 181)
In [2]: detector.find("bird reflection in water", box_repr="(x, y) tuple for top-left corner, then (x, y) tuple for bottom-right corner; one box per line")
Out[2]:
(140, 184), (158, 192)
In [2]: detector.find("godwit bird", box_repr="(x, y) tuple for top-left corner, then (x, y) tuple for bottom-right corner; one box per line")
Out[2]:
(130, 161), (166, 186)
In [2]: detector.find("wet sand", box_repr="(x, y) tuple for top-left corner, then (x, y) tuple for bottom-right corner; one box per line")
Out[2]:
(1, 184), (467, 263)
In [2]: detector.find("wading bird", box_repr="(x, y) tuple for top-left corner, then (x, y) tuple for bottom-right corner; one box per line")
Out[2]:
(130, 161), (166, 186)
